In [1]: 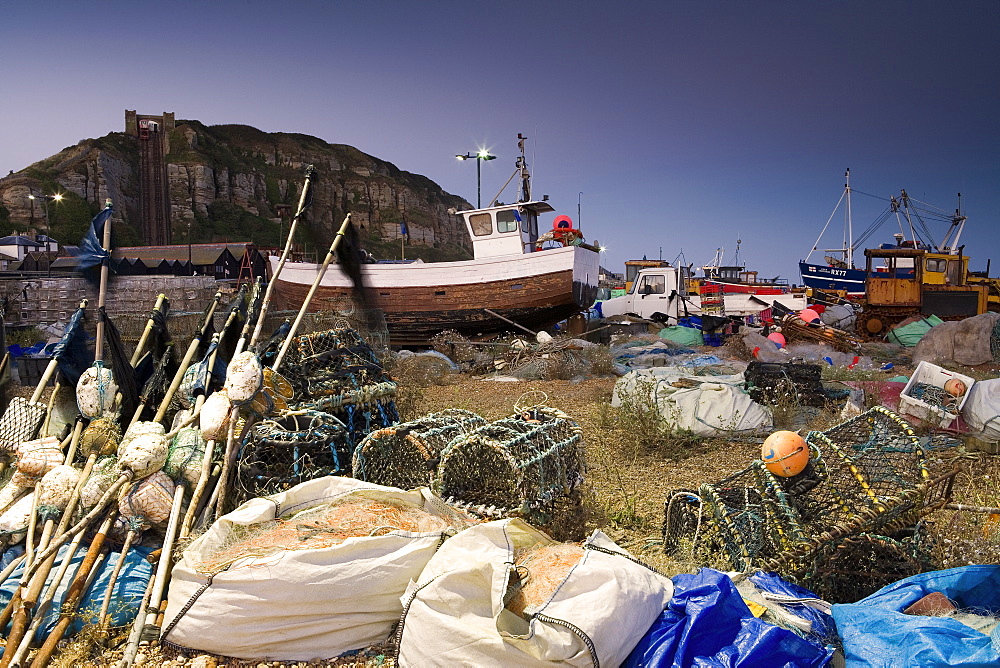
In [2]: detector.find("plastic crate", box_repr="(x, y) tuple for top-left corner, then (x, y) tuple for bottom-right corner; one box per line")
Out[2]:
(14, 357), (53, 387)
(899, 361), (975, 428)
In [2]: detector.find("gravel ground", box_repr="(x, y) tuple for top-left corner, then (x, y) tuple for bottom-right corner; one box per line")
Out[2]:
(7, 357), (999, 666)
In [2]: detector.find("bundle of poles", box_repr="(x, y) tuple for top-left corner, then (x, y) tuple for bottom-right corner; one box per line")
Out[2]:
(0, 165), (364, 667)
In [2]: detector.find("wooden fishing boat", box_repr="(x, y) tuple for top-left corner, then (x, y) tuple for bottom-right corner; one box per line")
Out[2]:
(271, 139), (600, 345)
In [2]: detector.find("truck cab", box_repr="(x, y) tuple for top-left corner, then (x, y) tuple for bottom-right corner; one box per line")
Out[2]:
(599, 265), (685, 322)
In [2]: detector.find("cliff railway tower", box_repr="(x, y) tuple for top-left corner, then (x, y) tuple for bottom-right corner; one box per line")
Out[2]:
(125, 110), (174, 245)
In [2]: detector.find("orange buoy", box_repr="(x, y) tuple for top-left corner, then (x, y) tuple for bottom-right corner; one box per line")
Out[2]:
(761, 430), (809, 477)
(766, 332), (786, 349)
(944, 378), (967, 397)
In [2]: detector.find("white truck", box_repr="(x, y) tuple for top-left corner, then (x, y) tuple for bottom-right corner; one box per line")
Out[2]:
(599, 266), (807, 323)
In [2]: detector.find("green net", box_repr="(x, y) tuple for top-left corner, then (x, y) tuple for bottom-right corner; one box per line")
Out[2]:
(352, 409), (488, 490)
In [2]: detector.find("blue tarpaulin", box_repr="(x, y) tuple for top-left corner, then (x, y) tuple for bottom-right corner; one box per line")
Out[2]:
(832, 565), (1000, 667)
(0, 544), (153, 641)
(624, 568), (834, 667)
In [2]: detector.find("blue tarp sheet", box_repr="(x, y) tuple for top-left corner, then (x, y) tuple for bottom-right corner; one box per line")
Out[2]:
(0, 543), (153, 641)
(624, 568), (834, 667)
(832, 565), (1000, 667)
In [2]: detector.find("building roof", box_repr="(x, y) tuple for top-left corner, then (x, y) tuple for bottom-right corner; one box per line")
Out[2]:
(0, 235), (44, 246)
(0, 251), (18, 262)
(113, 242), (254, 265)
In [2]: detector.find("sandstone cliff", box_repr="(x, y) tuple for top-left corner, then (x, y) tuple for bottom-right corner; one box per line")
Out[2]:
(0, 120), (473, 261)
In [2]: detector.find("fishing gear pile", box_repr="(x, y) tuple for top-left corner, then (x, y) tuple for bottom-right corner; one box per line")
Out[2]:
(744, 361), (828, 407)
(352, 409), (488, 490)
(663, 407), (957, 602)
(235, 327), (398, 500)
(433, 403), (585, 540)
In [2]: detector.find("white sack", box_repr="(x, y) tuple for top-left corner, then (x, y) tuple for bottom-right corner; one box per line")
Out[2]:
(612, 369), (771, 436)
(163, 476), (464, 661)
(397, 518), (673, 667)
(962, 378), (1000, 442)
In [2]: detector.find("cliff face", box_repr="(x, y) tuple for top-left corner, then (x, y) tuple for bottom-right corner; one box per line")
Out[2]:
(0, 120), (472, 260)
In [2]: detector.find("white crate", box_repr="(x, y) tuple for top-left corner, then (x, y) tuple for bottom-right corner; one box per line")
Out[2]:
(899, 361), (975, 428)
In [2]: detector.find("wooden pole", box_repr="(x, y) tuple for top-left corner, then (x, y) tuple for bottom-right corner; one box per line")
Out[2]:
(94, 203), (114, 363)
(129, 294), (168, 367)
(272, 214), (352, 371)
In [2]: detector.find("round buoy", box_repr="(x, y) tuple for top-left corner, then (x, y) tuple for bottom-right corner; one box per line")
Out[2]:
(761, 430), (809, 477)
(766, 332), (786, 349)
(799, 308), (821, 324)
(944, 378), (967, 397)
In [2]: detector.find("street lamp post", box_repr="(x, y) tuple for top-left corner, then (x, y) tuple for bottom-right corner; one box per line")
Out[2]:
(27, 189), (63, 276)
(455, 149), (496, 208)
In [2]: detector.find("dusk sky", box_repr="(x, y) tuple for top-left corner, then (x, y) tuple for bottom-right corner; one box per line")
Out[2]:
(2, 0), (997, 283)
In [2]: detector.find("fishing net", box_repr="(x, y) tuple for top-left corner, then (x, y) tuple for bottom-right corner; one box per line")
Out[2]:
(434, 402), (585, 539)
(235, 410), (349, 499)
(744, 361), (828, 407)
(263, 303), (390, 360)
(196, 495), (456, 574)
(352, 409), (488, 490)
(0, 397), (47, 452)
(505, 543), (584, 618)
(663, 407), (956, 601)
(271, 327), (399, 449)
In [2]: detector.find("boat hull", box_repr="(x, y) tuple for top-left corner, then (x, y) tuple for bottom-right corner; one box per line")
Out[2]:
(271, 246), (600, 345)
(799, 261), (867, 295)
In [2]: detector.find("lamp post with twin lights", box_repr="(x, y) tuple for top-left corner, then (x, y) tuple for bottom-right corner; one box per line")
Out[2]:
(455, 149), (496, 208)
(27, 189), (63, 275)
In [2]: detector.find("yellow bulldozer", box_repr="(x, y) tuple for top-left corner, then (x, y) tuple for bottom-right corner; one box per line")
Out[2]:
(858, 247), (989, 338)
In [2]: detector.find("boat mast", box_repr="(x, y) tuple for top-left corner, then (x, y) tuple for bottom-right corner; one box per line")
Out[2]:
(805, 169), (852, 265)
(845, 168), (853, 267)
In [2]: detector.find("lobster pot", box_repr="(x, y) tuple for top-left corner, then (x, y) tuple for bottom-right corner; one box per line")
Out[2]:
(0, 398), (47, 452)
(275, 328), (399, 447)
(120, 471), (176, 530)
(165, 428), (208, 486)
(163, 477), (471, 661)
(16, 436), (64, 479)
(693, 462), (804, 571)
(434, 407), (585, 536)
(352, 409), (488, 490)
(0, 493), (35, 546)
(663, 408), (946, 602)
(744, 361), (827, 407)
(397, 519), (673, 667)
(235, 411), (348, 502)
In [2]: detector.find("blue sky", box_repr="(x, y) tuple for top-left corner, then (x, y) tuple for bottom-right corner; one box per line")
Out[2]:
(2, 0), (997, 282)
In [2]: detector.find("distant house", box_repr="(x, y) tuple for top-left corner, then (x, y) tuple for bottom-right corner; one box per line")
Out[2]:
(0, 234), (48, 261)
(0, 251), (17, 270)
(111, 243), (267, 280)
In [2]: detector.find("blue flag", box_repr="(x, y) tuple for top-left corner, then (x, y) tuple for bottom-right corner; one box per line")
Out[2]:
(77, 205), (113, 271)
(400, 221), (410, 241)
(50, 303), (93, 386)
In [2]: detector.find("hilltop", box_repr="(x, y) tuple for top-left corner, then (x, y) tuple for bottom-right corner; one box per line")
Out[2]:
(0, 117), (473, 262)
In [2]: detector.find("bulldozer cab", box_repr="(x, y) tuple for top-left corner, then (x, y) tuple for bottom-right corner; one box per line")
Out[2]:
(865, 248), (923, 307)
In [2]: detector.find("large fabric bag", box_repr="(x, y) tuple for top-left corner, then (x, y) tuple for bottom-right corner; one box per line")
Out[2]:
(163, 476), (465, 661)
(397, 518), (673, 666)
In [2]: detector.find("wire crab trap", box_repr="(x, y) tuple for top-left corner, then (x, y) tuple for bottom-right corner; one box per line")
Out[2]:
(236, 410), (349, 499)
(744, 361), (828, 408)
(273, 327), (399, 450)
(433, 401), (586, 540)
(352, 409), (488, 490)
(663, 407), (958, 602)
